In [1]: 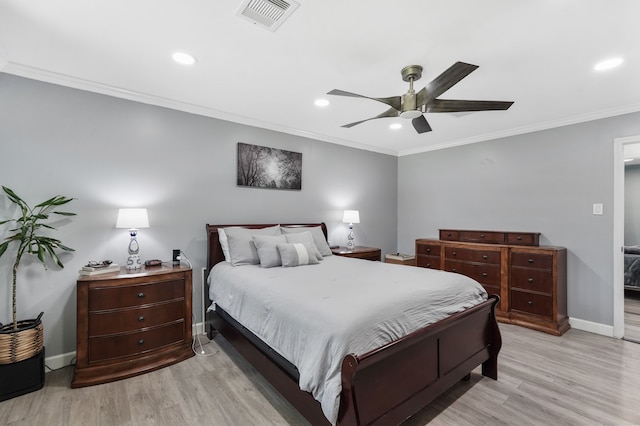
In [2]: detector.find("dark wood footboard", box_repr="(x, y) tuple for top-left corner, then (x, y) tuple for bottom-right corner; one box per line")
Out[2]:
(338, 295), (501, 425)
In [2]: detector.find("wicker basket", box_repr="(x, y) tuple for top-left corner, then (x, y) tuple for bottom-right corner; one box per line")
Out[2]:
(0, 313), (44, 365)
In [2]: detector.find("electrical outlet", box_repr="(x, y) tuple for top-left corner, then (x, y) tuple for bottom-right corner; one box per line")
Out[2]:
(172, 249), (180, 264)
(592, 203), (603, 215)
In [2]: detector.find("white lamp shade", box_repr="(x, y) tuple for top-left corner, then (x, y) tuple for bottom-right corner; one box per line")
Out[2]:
(342, 210), (360, 224)
(115, 208), (149, 229)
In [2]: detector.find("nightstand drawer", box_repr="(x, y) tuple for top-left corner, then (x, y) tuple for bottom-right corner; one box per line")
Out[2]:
(444, 260), (501, 286)
(510, 291), (553, 318)
(444, 246), (501, 264)
(510, 268), (553, 294)
(88, 321), (185, 362)
(506, 232), (540, 246)
(89, 300), (185, 336)
(89, 279), (185, 311)
(511, 252), (553, 270)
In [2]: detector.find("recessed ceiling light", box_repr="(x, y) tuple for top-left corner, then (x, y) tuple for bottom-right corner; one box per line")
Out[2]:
(314, 99), (329, 107)
(594, 57), (623, 71)
(172, 51), (197, 66)
(389, 123), (402, 130)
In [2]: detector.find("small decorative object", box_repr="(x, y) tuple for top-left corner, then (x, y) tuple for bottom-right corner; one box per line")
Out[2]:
(115, 208), (149, 270)
(237, 142), (302, 190)
(342, 210), (360, 250)
(0, 186), (75, 401)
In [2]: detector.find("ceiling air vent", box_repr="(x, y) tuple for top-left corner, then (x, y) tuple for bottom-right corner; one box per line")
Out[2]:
(236, 0), (300, 32)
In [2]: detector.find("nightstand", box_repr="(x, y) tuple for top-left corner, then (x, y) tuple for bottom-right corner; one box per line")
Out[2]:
(385, 254), (416, 266)
(331, 246), (381, 261)
(72, 265), (194, 388)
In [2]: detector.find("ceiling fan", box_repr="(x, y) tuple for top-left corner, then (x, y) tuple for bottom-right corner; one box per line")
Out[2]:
(327, 62), (514, 134)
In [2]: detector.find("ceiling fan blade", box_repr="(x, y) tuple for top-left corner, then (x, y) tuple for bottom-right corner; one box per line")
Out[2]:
(426, 99), (514, 113)
(412, 115), (432, 134)
(341, 107), (400, 128)
(416, 62), (479, 107)
(328, 89), (401, 111)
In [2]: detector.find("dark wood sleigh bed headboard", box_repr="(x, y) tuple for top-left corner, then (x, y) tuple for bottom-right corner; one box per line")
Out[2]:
(205, 222), (328, 273)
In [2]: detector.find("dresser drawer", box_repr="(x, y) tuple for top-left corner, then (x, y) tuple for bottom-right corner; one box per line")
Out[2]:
(444, 246), (501, 264)
(444, 260), (501, 286)
(510, 291), (553, 318)
(88, 321), (185, 363)
(88, 300), (185, 337)
(458, 231), (505, 244)
(511, 252), (553, 270)
(506, 232), (540, 246)
(416, 242), (440, 256)
(89, 279), (185, 311)
(439, 230), (459, 241)
(416, 255), (440, 269)
(510, 268), (553, 294)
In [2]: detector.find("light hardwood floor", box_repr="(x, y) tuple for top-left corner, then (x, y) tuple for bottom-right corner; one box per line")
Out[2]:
(625, 290), (640, 342)
(2, 323), (640, 425)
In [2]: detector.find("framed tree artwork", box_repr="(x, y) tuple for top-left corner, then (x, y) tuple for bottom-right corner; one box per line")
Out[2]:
(237, 143), (302, 190)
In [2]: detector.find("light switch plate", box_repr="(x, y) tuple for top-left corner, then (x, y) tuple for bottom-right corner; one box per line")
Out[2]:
(593, 203), (604, 215)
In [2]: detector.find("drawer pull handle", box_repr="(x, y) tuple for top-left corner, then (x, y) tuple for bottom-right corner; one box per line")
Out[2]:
(137, 292), (145, 298)
(527, 259), (534, 264)
(480, 234), (485, 238)
(138, 315), (145, 321)
(517, 236), (522, 240)
(452, 251), (457, 256)
(482, 272), (488, 277)
(426, 263), (431, 267)
(138, 339), (145, 345)
(426, 248), (431, 253)
(528, 278), (534, 283)
(447, 232), (452, 236)
(528, 300), (533, 305)
(482, 255), (488, 260)
(452, 268), (457, 272)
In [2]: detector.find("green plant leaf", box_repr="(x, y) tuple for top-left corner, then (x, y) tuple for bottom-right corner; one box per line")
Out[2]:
(0, 241), (8, 257)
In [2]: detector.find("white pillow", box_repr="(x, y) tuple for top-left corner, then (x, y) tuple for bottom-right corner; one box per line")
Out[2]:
(253, 235), (287, 268)
(224, 225), (281, 266)
(284, 231), (323, 260)
(277, 243), (320, 267)
(218, 228), (230, 262)
(281, 226), (332, 256)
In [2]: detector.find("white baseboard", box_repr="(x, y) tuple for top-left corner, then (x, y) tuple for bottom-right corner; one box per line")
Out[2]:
(44, 321), (207, 374)
(569, 317), (614, 337)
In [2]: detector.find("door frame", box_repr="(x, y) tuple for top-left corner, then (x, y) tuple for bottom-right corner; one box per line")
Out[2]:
(613, 134), (640, 338)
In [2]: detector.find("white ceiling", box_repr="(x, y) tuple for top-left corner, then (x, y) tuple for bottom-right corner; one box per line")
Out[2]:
(1, 0), (639, 156)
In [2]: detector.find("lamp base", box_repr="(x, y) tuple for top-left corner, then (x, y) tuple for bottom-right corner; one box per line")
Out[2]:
(126, 254), (142, 270)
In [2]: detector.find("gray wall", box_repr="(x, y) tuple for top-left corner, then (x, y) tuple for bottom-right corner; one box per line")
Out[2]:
(0, 73), (398, 359)
(399, 112), (640, 326)
(625, 164), (640, 245)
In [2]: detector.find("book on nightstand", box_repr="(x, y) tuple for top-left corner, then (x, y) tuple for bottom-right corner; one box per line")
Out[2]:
(385, 253), (415, 265)
(78, 264), (120, 276)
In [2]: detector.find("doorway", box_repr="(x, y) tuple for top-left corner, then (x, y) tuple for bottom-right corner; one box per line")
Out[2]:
(613, 135), (640, 340)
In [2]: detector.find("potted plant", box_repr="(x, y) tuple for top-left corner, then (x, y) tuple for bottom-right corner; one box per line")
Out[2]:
(0, 186), (75, 401)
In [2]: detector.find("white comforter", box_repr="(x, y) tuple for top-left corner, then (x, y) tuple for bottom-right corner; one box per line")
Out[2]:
(208, 255), (487, 425)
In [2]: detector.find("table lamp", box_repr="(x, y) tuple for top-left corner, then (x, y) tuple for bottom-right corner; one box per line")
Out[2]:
(342, 210), (360, 249)
(116, 208), (149, 270)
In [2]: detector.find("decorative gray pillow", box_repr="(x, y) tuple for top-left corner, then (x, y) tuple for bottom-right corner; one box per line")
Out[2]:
(253, 235), (287, 268)
(277, 243), (320, 267)
(281, 226), (332, 256)
(284, 231), (323, 260)
(224, 225), (281, 266)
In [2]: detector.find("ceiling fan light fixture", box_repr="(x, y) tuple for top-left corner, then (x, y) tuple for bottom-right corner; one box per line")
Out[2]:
(594, 57), (623, 71)
(400, 110), (423, 119)
(389, 123), (402, 130)
(314, 99), (329, 107)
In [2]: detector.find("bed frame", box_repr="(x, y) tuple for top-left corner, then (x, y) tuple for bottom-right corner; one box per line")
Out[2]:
(205, 223), (502, 426)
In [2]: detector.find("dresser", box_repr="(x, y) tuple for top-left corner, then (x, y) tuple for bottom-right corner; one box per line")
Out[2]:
(72, 265), (194, 388)
(416, 229), (568, 335)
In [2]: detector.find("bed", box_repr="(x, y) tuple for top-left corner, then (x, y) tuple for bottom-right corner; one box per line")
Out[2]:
(624, 245), (640, 291)
(205, 223), (501, 425)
